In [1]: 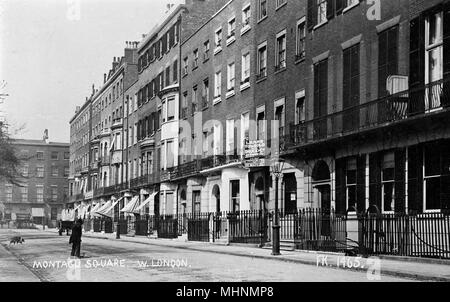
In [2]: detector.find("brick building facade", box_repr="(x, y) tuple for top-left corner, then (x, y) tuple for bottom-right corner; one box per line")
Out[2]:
(0, 137), (69, 227)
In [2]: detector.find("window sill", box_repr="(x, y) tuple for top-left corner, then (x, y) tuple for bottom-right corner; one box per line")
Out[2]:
(257, 15), (268, 24)
(274, 66), (287, 74)
(256, 75), (267, 84)
(214, 47), (222, 55)
(213, 97), (222, 105)
(295, 56), (305, 65)
(313, 20), (328, 31)
(192, 65), (198, 71)
(240, 82), (251, 91)
(275, 2), (287, 11)
(343, 2), (360, 14)
(226, 36), (236, 47)
(240, 25), (251, 36)
(226, 90), (235, 99)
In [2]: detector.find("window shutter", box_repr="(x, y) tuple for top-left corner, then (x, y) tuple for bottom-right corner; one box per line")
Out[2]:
(395, 149), (406, 213)
(407, 145), (423, 214)
(307, 0), (317, 31)
(336, 0), (344, 15)
(356, 155), (366, 213)
(335, 158), (347, 214)
(327, 0), (335, 21)
(369, 152), (382, 213)
(440, 140), (450, 212)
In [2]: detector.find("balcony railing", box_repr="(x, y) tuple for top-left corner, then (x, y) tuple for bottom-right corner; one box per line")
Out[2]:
(100, 128), (111, 137)
(285, 79), (450, 150)
(99, 156), (110, 165)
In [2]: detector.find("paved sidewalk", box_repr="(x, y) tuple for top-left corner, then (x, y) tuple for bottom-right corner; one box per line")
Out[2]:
(72, 230), (450, 282)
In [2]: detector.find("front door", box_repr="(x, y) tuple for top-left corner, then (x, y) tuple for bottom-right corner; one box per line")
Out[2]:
(317, 184), (331, 236)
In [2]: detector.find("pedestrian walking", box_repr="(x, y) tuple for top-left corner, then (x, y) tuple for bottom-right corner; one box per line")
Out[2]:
(69, 218), (83, 258)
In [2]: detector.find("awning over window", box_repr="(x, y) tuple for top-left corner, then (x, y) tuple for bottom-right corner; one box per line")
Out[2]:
(61, 209), (75, 221)
(96, 197), (123, 218)
(91, 200), (111, 217)
(87, 203), (100, 217)
(120, 196), (139, 213)
(79, 204), (90, 219)
(134, 192), (158, 214)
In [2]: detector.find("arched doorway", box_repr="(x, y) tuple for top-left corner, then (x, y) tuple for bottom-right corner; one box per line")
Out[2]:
(254, 176), (266, 211)
(212, 185), (220, 213)
(312, 160), (331, 236)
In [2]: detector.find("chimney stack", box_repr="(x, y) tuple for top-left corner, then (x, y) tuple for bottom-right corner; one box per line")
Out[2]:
(43, 129), (49, 144)
(104, 73), (107, 83)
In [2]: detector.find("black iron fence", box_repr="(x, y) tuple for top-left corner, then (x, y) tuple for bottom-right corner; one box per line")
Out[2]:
(266, 209), (348, 253)
(158, 215), (178, 239)
(86, 209), (450, 259)
(358, 212), (450, 259)
(187, 213), (211, 242)
(228, 210), (267, 244)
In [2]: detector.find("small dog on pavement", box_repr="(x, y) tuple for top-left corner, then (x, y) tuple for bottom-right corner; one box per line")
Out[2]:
(9, 236), (25, 245)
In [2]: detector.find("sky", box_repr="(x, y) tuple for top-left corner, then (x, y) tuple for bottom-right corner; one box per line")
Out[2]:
(0, 0), (171, 143)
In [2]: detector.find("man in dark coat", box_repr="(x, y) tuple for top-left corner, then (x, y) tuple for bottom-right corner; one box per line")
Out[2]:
(69, 219), (83, 258)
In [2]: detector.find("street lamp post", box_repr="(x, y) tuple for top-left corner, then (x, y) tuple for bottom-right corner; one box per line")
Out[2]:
(270, 159), (284, 256)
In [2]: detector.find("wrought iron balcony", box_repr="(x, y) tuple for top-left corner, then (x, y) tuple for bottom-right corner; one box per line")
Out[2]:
(111, 118), (123, 130)
(99, 156), (110, 165)
(99, 128), (111, 137)
(93, 187), (105, 198)
(284, 79), (450, 151)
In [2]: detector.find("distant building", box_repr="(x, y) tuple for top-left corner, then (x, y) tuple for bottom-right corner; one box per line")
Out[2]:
(0, 132), (69, 227)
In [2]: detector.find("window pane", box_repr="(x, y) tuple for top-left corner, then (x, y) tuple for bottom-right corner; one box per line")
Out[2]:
(383, 182), (395, 212)
(426, 178), (441, 210)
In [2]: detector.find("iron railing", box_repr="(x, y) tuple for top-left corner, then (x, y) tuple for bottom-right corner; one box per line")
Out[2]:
(358, 211), (450, 259)
(286, 79), (450, 150)
(267, 208), (348, 253)
(86, 208), (450, 259)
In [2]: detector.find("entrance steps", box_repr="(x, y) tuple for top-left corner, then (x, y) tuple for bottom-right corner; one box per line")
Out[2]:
(263, 240), (296, 251)
(212, 238), (229, 245)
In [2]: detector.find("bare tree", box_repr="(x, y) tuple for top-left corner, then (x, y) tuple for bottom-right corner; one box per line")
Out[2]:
(0, 121), (24, 186)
